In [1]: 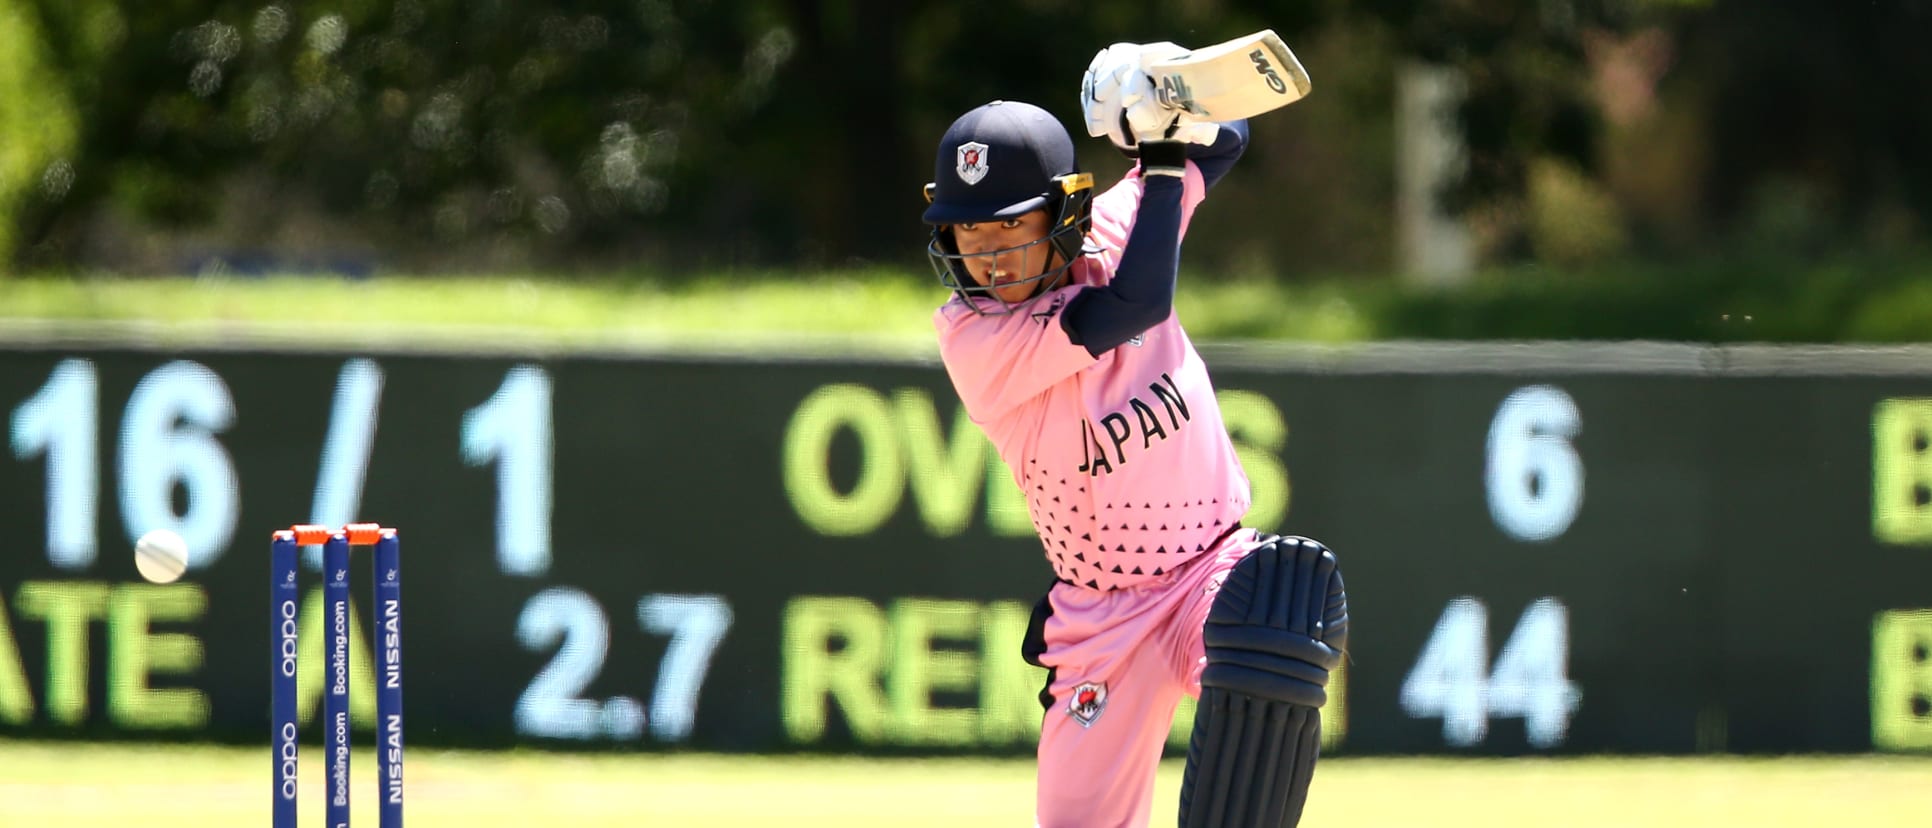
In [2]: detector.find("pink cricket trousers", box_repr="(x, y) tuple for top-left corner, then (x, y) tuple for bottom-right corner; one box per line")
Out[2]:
(1025, 528), (1264, 828)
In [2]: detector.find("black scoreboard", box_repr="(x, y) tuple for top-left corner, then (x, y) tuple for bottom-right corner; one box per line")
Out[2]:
(0, 337), (1927, 756)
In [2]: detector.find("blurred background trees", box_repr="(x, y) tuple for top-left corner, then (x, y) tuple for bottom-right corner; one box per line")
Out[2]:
(1, 0), (1928, 282)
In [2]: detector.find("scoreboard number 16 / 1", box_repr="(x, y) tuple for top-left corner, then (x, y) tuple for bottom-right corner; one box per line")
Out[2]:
(10, 357), (738, 746)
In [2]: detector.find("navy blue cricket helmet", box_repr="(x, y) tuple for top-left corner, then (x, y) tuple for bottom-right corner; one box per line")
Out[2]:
(922, 100), (1094, 314)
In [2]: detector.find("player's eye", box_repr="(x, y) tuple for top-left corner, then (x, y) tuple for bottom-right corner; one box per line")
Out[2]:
(956, 222), (977, 231)
(1000, 219), (1023, 229)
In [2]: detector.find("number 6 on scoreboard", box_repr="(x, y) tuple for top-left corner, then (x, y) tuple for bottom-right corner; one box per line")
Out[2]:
(1399, 597), (1582, 748)
(1485, 385), (1583, 543)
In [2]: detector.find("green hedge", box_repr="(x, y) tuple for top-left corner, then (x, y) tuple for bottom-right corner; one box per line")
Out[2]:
(4, 255), (1931, 344)
(1374, 254), (1932, 343)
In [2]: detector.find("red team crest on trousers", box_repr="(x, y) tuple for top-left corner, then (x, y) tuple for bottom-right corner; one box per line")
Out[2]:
(1069, 681), (1108, 727)
(956, 141), (989, 185)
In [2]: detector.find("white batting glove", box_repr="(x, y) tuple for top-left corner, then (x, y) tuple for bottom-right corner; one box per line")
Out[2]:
(1082, 41), (1221, 151)
(1173, 119), (1223, 145)
(1124, 98), (1222, 147)
(1081, 42), (1155, 150)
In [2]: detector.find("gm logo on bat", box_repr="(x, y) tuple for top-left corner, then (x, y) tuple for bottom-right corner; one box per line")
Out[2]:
(1250, 49), (1288, 94)
(1158, 74), (1209, 117)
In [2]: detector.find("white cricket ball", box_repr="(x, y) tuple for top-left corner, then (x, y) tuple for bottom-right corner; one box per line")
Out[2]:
(134, 529), (190, 584)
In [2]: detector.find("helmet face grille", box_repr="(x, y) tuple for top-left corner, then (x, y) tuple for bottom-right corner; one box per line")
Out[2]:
(925, 171), (1095, 316)
(927, 231), (1079, 315)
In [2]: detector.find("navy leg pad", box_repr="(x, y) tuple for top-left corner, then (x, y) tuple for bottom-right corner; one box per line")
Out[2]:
(1179, 536), (1348, 828)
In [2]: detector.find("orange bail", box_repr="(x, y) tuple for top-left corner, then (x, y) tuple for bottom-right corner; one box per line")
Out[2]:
(290, 524), (332, 545)
(344, 523), (384, 545)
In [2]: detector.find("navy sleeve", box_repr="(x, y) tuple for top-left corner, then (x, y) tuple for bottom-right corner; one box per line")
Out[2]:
(1056, 123), (1244, 358)
(1189, 120), (1249, 191)
(1058, 175), (1184, 357)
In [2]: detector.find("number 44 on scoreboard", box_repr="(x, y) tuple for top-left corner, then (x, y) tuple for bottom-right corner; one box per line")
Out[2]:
(1400, 597), (1582, 749)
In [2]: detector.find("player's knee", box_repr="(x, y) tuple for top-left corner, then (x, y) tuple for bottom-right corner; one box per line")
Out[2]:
(1201, 535), (1348, 709)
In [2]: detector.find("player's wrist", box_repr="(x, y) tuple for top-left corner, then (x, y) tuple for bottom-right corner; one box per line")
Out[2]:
(1138, 141), (1187, 178)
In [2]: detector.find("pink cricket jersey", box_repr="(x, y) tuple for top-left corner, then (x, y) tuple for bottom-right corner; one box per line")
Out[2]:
(935, 164), (1252, 591)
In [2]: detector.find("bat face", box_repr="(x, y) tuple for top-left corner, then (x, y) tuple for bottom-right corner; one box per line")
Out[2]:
(1145, 29), (1312, 122)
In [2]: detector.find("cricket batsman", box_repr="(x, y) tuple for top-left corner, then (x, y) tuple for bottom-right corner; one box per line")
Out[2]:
(920, 39), (1349, 828)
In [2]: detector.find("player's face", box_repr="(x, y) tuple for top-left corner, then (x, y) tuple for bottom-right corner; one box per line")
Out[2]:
(950, 209), (1063, 304)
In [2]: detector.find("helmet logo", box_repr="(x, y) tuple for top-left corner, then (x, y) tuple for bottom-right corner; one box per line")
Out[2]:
(955, 141), (989, 186)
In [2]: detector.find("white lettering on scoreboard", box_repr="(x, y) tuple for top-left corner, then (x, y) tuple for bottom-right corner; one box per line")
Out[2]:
(1400, 596), (1582, 748)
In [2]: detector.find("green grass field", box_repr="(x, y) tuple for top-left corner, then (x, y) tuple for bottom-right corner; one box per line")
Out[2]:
(2, 740), (1927, 827)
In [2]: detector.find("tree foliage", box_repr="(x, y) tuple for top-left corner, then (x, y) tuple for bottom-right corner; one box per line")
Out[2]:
(0, 0), (79, 266)
(3, 0), (1929, 276)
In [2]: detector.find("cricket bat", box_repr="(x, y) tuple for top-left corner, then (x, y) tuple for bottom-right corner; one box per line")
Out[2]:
(1144, 29), (1312, 121)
